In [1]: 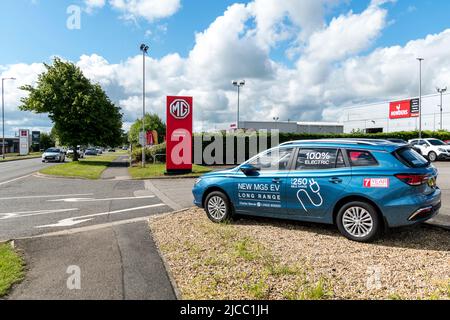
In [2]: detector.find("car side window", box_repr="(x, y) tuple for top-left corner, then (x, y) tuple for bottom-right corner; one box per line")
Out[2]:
(248, 148), (294, 171)
(295, 148), (340, 170)
(347, 150), (378, 167)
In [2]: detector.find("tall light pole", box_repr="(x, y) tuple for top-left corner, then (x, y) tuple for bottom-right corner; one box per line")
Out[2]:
(417, 58), (424, 139)
(2, 77), (16, 159)
(140, 44), (149, 167)
(437, 87), (447, 131)
(232, 80), (245, 129)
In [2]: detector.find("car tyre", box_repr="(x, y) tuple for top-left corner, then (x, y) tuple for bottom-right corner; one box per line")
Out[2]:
(428, 151), (437, 162)
(336, 201), (380, 243)
(204, 191), (233, 223)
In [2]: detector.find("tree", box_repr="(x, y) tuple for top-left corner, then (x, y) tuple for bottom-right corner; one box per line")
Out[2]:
(39, 132), (56, 151)
(129, 113), (166, 146)
(19, 58), (123, 161)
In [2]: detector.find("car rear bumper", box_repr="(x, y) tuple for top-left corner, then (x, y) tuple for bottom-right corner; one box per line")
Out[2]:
(408, 202), (441, 221)
(382, 188), (441, 227)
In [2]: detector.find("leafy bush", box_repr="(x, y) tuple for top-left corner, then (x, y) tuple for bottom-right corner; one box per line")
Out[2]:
(132, 142), (166, 163)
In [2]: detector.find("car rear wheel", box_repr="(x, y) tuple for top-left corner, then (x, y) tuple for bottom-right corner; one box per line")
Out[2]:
(336, 201), (380, 243)
(428, 151), (437, 162)
(204, 191), (233, 223)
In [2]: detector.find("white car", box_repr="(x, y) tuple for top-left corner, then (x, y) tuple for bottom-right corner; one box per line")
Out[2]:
(408, 138), (450, 162)
(42, 148), (66, 163)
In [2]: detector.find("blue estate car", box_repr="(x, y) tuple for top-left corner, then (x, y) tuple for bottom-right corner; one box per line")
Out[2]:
(193, 139), (441, 242)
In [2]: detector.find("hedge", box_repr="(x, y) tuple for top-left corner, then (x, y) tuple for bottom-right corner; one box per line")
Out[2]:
(134, 130), (450, 165)
(132, 143), (166, 163)
(192, 130), (450, 165)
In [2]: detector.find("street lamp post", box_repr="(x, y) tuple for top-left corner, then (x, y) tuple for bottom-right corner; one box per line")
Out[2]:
(140, 44), (149, 168)
(417, 58), (424, 139)
(232, 80), (245, 129)
(437, 87), (447, 131)
(2, 77), (16, 159)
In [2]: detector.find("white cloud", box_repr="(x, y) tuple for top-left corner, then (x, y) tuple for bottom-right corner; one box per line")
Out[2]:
(109, 0), (181, 22)
(84, 0), (106, 13)
(3, 0), (450, 135)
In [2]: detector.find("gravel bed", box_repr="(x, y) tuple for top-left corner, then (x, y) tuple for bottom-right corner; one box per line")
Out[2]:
(150, 208), (450, 300)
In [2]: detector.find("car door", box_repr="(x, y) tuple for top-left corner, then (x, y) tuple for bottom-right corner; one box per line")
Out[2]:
(413, 140), (429, 155)
(286, 148), (351, 220)
(232, 147), (294, 216)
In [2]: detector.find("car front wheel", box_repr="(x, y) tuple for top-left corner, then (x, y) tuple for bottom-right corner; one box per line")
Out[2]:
(336, 201), (381, 243)
(204, 191), (233, 223)
(428, 151), (437, 162)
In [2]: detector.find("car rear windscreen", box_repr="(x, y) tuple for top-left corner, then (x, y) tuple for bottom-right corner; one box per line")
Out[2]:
(395, 147), (429, 168)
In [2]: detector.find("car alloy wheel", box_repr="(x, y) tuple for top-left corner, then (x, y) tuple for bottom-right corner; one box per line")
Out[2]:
(207, 196), (227, 220)
(342, 206), (373, 238)
(336, 201), (380, 242)
(428, 151), (437, 162)
(204, 191), (233, 223)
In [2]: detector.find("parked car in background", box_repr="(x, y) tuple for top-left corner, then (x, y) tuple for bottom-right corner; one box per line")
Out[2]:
(444, 140), (450, 145)
(67, 148), (84, 159)
(96, 148), (103, 155)
(84, 148), (98, 156)
(42, 148), (66, 163)
(108, 148), (116, 152)
(408, 138), (450, 162)
(193, 139), (440, 243)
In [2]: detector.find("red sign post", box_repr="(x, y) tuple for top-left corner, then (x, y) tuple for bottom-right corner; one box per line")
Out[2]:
(166, 96), (193, 173)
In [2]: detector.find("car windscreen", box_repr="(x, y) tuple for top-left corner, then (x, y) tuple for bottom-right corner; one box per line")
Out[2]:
(428, 139), (446, 146)
(395, 147), (429, 168)
(45, 148), (60, 153)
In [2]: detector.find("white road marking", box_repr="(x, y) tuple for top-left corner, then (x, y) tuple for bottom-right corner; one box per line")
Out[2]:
(0, 208), (79, 220)
(0, 174), (33, 186)
(35, 203), (167, 228)
(0, 193), (94, 201)
(48, 195), (155, 203)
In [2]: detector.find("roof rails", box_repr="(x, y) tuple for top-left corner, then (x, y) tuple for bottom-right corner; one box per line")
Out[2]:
(279, 139), (390, 147)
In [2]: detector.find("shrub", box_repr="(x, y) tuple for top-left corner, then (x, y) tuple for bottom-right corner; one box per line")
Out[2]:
(132, 142), (166, 163)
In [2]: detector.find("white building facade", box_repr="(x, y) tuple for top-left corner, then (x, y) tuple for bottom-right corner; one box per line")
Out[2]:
(342, 92), (450, 134)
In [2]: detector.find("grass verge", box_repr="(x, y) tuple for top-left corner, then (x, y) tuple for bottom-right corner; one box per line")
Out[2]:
(39, 155), (118, 179)
(128, 164), (212, 179)
(0, 243), (25, 297)
(0, 152), (42, 162)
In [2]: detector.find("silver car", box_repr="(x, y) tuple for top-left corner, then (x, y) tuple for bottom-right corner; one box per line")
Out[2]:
(42, 148), (66, 163)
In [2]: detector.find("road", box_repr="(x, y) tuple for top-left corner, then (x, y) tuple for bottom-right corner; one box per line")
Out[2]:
(0, 157), (57, 185)
(0, 157), (176, 300)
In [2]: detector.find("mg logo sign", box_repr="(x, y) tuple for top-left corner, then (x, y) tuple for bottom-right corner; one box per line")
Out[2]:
(170, 99), (191, 119)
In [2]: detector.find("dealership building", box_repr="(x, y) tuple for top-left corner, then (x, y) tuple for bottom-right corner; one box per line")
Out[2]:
(342, 92), (450, 133)
(239, 121), (344, 134)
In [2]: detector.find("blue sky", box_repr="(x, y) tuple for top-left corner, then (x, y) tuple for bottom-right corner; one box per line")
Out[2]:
(1, 0), (450, 136)
(1, 0), (449, 65)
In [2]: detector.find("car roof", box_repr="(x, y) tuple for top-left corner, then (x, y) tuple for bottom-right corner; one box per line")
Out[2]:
(279, 139), (405, 152)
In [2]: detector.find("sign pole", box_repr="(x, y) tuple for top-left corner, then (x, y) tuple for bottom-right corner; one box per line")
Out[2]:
(417, 58), (424, 139)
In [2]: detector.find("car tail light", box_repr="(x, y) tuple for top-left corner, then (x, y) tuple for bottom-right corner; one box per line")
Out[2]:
(395, 174), (429, 186)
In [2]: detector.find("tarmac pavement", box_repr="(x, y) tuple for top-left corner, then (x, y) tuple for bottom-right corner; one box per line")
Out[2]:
(1, 156), (176, 300)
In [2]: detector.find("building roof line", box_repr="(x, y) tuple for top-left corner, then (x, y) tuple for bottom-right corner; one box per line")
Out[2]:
(342, 91), (450, 111)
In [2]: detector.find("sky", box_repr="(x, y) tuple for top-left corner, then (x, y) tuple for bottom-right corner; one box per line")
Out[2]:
(1, 0), (450, 136)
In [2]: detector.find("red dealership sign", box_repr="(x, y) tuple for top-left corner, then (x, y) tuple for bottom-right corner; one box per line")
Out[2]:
(389, 100), (411, 119)
(166, 96), (193, 173)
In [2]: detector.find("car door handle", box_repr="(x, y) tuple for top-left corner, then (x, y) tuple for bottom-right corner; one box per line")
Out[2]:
(329, 177), (343, 184)
(272, 178), (281, 184)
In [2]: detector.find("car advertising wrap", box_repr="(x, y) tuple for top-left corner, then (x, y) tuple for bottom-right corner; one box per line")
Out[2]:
(166, 96), (193, 173)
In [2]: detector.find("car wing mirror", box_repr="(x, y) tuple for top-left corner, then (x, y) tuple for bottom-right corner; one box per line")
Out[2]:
(240, 164), (260, 175)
